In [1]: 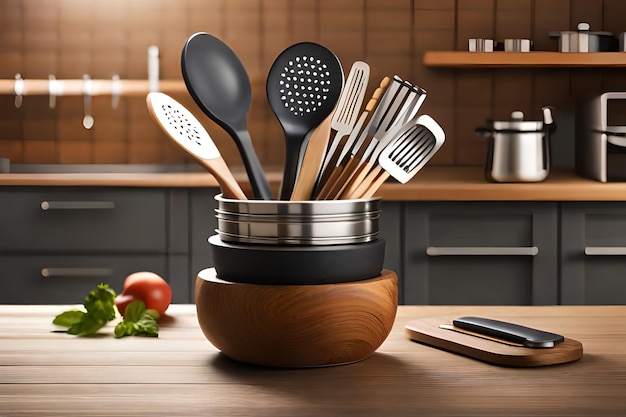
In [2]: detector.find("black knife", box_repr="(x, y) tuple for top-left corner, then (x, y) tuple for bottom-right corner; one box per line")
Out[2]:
(451, 316), (565, 348)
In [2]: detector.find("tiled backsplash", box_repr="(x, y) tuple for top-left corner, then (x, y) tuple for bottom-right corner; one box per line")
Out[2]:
(1, 0), (626, 168)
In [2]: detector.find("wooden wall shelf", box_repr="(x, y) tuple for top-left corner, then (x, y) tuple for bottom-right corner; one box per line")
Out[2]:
(423, 51), (626, 68)
(0, 79), (186, 97)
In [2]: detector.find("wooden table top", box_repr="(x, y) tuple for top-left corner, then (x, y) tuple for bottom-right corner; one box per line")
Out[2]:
(2, 166), (626, 201)
(1, 304), (625, 416)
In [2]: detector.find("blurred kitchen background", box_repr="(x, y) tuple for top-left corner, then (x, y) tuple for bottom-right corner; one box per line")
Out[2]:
(2, 0), (626, 170)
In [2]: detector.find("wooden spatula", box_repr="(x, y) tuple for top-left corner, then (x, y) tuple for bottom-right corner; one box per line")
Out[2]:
(289, 112), (334, 200)
(146, 92), (247, 200)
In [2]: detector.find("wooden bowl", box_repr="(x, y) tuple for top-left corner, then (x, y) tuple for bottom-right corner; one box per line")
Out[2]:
(195, 268), (398, 367)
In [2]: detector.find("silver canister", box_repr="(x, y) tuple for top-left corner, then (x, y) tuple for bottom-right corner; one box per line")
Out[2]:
(214, 195), (381, 245)
(504, 39), (532, 52)
(469, 38), (497, 52)
(476, 107), (556, 183)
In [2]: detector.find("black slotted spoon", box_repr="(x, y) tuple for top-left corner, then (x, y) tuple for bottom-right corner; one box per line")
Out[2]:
(266, 42), (344, 200)
(182, 32), (273, 200)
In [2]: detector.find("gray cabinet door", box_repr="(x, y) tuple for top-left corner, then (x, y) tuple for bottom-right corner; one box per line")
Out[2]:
(0, 188), (168, 253)
(561, 202), (626, 305)
(0, 187), (192, 304)
(0, 254), (169, 304)
(404, 202), (558, 305)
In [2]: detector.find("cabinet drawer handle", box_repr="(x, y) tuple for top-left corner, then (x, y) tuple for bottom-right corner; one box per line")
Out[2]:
(426, 246), (539, 256)
(584, 247), (626, 256)
(41, 201), (115, 210)
(41, 268), (114, 278)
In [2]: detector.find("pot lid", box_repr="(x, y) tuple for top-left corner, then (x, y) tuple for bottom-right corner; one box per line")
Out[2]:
(489, 111), (544, 131)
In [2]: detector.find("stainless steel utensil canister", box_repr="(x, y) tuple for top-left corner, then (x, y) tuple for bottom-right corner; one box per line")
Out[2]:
(214, 195), (381, 245)
(210, 195), (386, 284)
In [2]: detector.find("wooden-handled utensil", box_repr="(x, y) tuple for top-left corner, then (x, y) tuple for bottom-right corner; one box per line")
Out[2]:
(314, 76), (391, 199)
(314, 61), (370, 189)
(289, 112), (334, 201)
(346, 114), (444, 199)
(146, 92), (247, 200)
(320, 76), (427, 200)
(339, 78), (428, 199)
(291, 61), (370, 201)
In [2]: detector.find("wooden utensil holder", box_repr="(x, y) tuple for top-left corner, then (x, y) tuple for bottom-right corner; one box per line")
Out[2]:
(195, 268), (398, 367)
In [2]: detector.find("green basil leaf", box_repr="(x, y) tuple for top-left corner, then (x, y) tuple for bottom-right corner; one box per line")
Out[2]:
(144, 309), (160, 320)
(133, 314), (159, 337)
(53, 310), (85, 328)
(123, 300), (146, 322)
(114, 321), (134, 338)
(53, 283), (117, 336)
(67, 315), (107, 336)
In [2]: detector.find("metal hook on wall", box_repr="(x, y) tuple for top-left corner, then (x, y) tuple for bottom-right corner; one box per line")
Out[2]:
(82, 74), (94, 129)
(48, 75), (59, 109)
(111, 74), (121, 110)
(14, 73), (24, 108)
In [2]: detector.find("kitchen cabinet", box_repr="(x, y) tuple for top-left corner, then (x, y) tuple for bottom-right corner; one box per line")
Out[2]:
(2, 178), (625, 306)
(561, 202), (626, 305)
(402, 202), (559, 305)
(0, 187), (190, 304)
(0, 254), (171, 304)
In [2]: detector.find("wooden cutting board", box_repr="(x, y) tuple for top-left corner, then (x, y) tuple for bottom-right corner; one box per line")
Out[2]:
(405, 316), (583, 367)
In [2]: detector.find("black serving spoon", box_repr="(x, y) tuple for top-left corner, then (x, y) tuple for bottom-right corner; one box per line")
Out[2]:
(182, 32), (273, 200)
(266, 42), (344, 200)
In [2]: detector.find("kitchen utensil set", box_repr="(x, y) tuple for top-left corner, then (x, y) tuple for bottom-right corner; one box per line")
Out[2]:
(290, 61), (369, 201)
(147, 32), (444, 201)
(315, 75), (430, 200)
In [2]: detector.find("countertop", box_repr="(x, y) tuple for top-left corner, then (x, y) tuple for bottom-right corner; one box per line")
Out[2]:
(1, 304), (625, 416)
(2, 166), (626, 201)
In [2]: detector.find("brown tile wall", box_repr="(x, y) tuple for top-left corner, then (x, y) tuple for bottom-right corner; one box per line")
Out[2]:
(1, 0), (626, 168)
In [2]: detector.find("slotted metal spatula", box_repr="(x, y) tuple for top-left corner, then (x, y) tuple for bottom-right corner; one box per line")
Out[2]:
(146, 92), (247, 200)
(315, 61), (370, 186)
(325, 76), (427, 199)
(350, 115), (444, 199)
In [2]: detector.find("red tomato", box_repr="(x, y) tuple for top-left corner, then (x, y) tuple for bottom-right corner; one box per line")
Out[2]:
(114, 293), (139, 316)
(116, 271), (172, 316)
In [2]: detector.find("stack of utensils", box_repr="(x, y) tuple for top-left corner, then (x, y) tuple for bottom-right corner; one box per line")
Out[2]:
(146, 32), (445, 203)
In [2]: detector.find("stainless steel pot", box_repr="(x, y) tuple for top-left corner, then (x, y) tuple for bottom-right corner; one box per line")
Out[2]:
(549, 22), (618, 52)
(477, 107), (556, 183)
